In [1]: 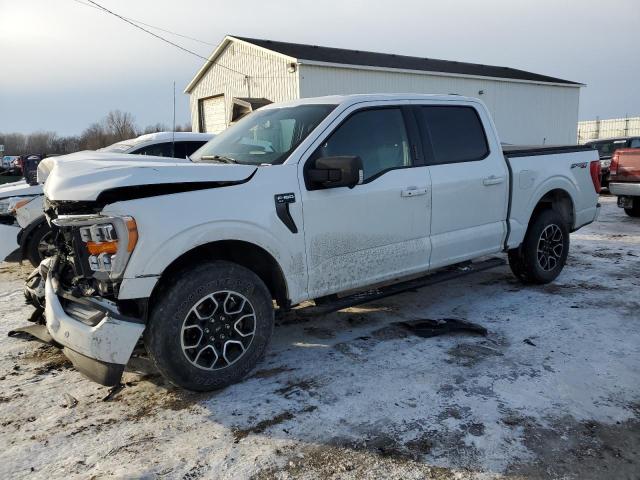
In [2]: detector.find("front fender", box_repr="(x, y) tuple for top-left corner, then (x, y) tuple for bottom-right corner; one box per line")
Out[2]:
(119, 220), (304, 303)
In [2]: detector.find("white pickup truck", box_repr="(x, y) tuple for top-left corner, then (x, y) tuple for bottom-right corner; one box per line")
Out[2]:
(34, 94), (601, 390)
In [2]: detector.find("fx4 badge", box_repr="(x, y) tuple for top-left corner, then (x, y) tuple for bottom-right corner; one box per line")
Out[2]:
(571, 162), (587, 169)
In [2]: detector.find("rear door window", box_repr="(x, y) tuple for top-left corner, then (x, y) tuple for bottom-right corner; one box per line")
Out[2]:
(418, 106), (489, 164)
(131, 142), (173, 157)
(174, 141), (208, 159)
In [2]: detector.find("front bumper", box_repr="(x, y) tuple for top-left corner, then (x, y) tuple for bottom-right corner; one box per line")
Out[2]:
(44, 271), (145, 385)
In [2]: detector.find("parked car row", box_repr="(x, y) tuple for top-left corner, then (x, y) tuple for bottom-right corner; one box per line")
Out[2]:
(0, 132), (213, 265)
(16, 94), (602, 392)
(585, 136), (640, 188)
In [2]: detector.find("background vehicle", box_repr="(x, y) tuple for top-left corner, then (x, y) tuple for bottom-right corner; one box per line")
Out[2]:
(585, 136), (640, 188)
(99, 131), (213, 158)
(609, 148), (640, 217)
(3, 132), (214, 266)
(36, 94), (600, 391)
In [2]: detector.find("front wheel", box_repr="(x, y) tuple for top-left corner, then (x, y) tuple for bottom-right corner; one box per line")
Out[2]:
(508, 209), (570, 284)
(25, 222), (55, 267)
(144, 261), (274, 391)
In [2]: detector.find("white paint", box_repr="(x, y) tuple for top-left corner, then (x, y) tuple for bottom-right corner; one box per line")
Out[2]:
(0, 224), (20, 260)
(44, 276), (144, 365)
(42, 94), (599, 378)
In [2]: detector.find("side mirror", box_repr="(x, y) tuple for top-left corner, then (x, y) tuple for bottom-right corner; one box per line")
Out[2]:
(307, 155), (363, 189)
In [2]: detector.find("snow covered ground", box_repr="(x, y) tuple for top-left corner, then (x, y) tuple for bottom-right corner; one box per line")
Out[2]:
(1, 196), (638, 479)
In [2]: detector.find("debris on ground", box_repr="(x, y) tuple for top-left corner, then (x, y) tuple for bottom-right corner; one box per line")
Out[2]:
(395, 318), (487, 338)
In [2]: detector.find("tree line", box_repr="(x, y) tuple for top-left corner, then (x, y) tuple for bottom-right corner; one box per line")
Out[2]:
(0, 110), (192, 156)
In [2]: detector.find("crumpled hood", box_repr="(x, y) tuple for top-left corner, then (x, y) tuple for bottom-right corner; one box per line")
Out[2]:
(43, 152), (257, 201)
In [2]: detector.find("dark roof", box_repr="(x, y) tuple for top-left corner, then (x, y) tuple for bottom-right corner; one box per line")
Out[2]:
(234, 36), (581, 86)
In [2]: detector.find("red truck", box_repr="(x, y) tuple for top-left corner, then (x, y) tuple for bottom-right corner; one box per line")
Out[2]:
(609, 148), (640, 217)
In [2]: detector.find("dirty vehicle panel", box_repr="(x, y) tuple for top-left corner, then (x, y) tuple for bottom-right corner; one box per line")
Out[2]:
(39, 94), (601, 388)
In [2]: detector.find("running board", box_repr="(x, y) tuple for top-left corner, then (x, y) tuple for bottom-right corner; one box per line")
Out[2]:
(294, 257), (506, 317)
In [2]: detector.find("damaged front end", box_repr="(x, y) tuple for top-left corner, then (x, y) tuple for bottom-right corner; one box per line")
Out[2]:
(38, 198), (146, 385)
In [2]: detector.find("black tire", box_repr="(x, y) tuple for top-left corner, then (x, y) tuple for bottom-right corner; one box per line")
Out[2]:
(508, 209), (570, 284)
(144, 261), (274, 391)
(25, 222), (54, 267)
(624, 201), (640, 217)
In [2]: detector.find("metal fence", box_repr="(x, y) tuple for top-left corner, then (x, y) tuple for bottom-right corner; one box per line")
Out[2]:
(578, 116), (640, 144)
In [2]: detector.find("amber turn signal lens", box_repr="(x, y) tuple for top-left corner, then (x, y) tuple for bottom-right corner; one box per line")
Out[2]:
(125, 217), (138, 252)
(87, 241), (118, 255)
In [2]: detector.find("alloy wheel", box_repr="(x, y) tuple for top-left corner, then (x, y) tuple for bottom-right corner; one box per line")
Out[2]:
(536, 224), (564, 271)
(180, 290), (256, 370)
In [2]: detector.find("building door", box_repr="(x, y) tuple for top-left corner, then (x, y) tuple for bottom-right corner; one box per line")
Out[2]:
(199, 96), (226, 133)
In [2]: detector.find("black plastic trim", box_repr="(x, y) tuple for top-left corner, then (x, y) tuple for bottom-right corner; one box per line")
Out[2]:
(503, 157), (514, 251)
(63, 347), (124, 386)
(504, 145), (594, 158)
(274, 193), (298, 234)
(18, 215), (48, 259)
(94, 170), (257, 206)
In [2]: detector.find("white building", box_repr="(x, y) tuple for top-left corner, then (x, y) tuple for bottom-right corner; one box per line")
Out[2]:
(185, 36), (583, 145)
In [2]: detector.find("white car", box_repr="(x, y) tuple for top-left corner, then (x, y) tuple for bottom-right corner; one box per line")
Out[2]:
(1, 132), (213, 265)
(35, 94), (600, 390)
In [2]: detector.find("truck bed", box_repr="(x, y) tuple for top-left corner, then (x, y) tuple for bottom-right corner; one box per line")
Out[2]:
(501, 144), (600, 251)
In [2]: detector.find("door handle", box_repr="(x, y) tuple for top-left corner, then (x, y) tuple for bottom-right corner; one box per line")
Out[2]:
(401, 186), (429, 197)
(483, 175), (505, 186)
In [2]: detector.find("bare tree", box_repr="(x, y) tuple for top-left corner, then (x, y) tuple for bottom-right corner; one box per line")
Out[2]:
(25, 131), (57, 154)
(0, 132), (27, 156)
(105, 110), (137, 141)
(143, 122), (168, 134)
(80, 122), (110, 151)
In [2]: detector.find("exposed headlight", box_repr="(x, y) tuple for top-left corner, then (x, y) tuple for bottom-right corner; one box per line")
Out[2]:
(53, 214), (138, 279)
(600, 159), (611, 169)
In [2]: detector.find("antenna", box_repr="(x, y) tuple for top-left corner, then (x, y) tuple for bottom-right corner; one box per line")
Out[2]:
(172, 81), (176, 157)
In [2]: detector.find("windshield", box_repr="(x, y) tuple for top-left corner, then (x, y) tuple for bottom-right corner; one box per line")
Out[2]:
(190, 104), (336, 165)
(98, 142), (135, 153)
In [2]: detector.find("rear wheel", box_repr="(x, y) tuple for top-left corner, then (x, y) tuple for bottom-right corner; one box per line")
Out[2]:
(144, 261), (274, 391)
(508, 209), (569, 284)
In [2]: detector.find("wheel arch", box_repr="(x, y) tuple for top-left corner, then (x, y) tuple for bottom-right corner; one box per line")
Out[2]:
(529, 188), (575, 230)
(150, 240), (290, 310)
(18, 215), (48, 258)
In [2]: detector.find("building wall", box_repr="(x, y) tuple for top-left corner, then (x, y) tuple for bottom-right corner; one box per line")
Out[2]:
(299, 64), (580, 145)
(577, 116), (640, 144)
(188, 42), (299, 132)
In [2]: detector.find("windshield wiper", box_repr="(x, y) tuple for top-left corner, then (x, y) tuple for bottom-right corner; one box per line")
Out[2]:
(199, 155), (238, 164)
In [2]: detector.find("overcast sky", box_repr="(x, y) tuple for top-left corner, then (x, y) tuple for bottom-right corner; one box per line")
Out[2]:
(1, 0), (639, 136)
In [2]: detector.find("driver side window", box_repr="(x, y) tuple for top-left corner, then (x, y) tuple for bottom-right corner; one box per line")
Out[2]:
(315, 108), (411, 182)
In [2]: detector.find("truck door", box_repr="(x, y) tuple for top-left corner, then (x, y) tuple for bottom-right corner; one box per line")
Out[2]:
(414, 103), (508, 268)
(298, 105), (432, 299)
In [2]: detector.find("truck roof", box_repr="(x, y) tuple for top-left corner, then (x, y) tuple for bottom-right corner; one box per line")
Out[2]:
(265, 93), (481, 109)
